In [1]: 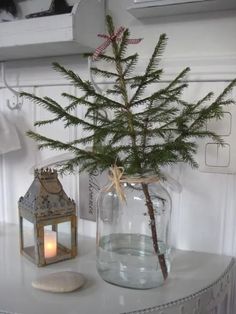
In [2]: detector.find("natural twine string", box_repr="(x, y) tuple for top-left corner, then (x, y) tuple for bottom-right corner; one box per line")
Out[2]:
(104, 165), (159, 202)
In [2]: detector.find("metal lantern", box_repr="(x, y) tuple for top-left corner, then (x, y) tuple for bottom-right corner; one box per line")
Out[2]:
(18, 168), (77, 266)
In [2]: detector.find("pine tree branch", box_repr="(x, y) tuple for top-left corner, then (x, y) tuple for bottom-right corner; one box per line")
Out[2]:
(22, 16), (236, 179)
(130, 34), (168, 104)
(21, 92), (63, 113)
(214, 79), (236, 103)
(27, 130), (81, 153)
(62, 92), (124, 112)
(121, 54), (139, 63)
(84, 52), (116, 63)
(34, 117), (62, 126)
(166, 67), (190, 89)
(91, 67), (120, 79)
(123, 54), (139, 79)
(118, 28), (130, 59)
(52, 62), (94, 94)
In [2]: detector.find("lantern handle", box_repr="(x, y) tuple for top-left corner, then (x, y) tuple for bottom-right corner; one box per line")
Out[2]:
(38, 176), (63, 195)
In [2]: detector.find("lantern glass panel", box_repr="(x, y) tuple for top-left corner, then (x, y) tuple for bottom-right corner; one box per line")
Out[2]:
(20, 218), (35, 260)
(57, 221), (72, 251)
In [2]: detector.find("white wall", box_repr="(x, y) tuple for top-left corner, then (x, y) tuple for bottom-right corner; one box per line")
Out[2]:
(109, 1), (236, 59)
(1, 0), (236, 255)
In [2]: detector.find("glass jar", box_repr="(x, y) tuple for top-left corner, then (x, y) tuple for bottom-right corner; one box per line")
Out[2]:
(96, 175), (172, 289)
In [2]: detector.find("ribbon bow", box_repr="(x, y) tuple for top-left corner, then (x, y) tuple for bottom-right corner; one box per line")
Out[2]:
(92, 27), (142, 61)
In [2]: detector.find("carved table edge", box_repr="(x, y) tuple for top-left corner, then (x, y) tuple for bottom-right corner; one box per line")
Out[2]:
(121, 257), (236, 314)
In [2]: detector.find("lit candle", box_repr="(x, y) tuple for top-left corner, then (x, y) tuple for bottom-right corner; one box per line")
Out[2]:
(44, 231), (57, 258)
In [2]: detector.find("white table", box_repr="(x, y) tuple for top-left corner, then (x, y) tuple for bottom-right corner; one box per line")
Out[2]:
(0, 223), (235, 314)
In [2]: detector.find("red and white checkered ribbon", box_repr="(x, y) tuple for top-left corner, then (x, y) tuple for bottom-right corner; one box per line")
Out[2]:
(92, 27), (142, 61)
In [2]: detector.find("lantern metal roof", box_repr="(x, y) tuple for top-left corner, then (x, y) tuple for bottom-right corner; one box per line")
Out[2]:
(18, 168), (76, 222)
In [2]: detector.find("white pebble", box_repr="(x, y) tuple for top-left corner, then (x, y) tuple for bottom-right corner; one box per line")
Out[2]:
(32, 271), (85, 293)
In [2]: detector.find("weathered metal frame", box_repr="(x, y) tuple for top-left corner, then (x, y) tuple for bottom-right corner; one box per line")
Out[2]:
(19, 214), (77, 266)
(18, 169), (78, 267)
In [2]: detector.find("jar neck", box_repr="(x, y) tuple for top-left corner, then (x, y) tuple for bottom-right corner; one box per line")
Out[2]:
(120, 172), (160, 185)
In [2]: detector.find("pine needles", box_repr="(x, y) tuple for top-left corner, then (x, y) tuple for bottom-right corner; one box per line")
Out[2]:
(22, 15), (236, 177)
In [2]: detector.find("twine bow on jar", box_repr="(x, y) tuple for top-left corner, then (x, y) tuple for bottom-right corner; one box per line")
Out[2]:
(104, 165), (160, 203)
(105, 165), (126, 202)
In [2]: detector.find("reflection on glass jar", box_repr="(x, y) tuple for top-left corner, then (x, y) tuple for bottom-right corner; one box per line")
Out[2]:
(96, 176), (172, 289)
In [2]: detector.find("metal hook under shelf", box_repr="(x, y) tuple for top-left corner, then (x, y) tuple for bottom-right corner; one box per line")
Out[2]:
(1, 62), (23, 110)
(88, 57), (106, 95)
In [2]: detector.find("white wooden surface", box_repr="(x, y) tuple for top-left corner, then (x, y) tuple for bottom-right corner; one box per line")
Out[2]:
(0, 223), (235, 314)
(127, 0), (236, 19)
(0, 0), (105, 61)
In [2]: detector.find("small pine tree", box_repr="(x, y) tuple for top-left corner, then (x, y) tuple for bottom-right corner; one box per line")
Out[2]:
(22, 15), (236, 280)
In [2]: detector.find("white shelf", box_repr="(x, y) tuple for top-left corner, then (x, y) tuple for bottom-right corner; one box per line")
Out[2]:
(0, 0), (105, 61)
(0, 223), (235, 314)
(127, 0), (236, 19)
